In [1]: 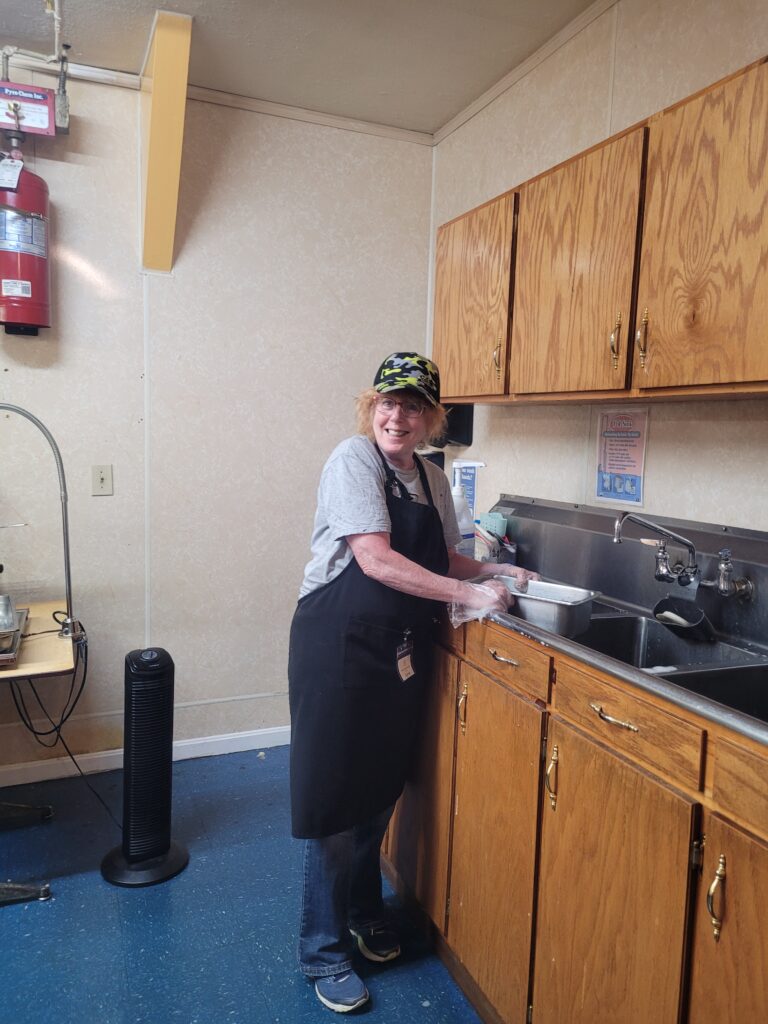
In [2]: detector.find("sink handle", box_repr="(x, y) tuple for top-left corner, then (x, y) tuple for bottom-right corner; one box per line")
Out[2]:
(706, 853), (726, 942)
(589, 701), (639, 733)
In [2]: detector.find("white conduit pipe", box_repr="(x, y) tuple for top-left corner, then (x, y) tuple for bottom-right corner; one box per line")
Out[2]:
(1, 0), (66, 67)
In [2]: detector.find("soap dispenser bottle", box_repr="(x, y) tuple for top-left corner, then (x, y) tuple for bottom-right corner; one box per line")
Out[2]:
(452, 485), (475, 558)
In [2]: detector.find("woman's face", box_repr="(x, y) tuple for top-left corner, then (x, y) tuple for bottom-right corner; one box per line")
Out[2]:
(372, 391), (429, 468)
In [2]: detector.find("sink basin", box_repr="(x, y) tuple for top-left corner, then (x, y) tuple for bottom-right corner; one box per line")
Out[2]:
(576, 614), (765, 672)
(666, 664), (768, 723)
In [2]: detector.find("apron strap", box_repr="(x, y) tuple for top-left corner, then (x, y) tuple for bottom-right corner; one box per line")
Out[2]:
(413, 453), (436, 507)
(373, 444), (435, 507)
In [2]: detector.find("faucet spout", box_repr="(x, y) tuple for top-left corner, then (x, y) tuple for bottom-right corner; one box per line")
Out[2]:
(613, 512), (699, 586)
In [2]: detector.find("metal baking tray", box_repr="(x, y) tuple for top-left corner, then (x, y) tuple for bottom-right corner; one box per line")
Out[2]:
(0, 606), (29, 664)
(495, 578), (599, 638)
(0, 595), (17, 638)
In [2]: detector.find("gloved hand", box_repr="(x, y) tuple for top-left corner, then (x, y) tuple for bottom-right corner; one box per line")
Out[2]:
(457, 579), (510, 616)
(489, 564), (541, 584)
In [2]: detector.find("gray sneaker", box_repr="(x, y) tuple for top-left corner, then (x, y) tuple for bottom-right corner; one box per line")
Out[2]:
(314, 970), (369, 1013)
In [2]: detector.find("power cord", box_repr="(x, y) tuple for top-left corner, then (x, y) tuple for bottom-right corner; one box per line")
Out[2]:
(10, 613), (122, 833)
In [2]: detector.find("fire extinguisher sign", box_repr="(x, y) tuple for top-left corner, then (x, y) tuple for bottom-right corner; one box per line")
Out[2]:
(0, 207), (48, 258)
(0, 83), (56, 136)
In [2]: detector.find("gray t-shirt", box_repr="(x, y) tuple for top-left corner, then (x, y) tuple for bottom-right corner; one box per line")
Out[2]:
(299, 435), (461, 597)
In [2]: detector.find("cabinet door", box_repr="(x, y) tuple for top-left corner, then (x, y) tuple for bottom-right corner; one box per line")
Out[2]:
(388, 646), (457, 931)
(448, 662), (544, 1022)
(533, 717), (696, 1024)
(509, 128), (644, 394)
(635, 61), (768, 387)
(687, 813), (768, 1023)
(432, 193), (514, 398)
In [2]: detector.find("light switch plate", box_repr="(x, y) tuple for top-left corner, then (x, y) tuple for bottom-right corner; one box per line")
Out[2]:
(92, 465), (113, 496)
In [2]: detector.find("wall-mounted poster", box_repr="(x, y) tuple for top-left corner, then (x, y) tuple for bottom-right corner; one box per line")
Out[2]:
(595, 409), (648, 505)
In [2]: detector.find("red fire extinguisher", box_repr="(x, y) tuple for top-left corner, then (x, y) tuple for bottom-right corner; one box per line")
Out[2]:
(0, 160), (51, 335)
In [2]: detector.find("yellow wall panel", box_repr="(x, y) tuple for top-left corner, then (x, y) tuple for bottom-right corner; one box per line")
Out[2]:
(141, 12), (192, 271)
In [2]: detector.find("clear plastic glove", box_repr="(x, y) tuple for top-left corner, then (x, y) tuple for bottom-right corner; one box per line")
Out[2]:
(449, 579), (510, 628)
(489, 565), (541, 584)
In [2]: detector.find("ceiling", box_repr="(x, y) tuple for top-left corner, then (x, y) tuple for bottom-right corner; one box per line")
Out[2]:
(2, 0), (598, 134)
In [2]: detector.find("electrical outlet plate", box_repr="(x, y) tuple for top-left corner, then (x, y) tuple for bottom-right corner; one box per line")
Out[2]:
(92, 465), (113, 496)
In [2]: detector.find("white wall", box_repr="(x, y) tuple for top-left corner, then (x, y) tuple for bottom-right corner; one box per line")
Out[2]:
(2, 0), (767, 769)
(1, 79), (432, 766)
(433, 0), (768, 532)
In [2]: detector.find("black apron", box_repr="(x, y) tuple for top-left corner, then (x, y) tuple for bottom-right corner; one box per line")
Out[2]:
(288, 445), (449, 838)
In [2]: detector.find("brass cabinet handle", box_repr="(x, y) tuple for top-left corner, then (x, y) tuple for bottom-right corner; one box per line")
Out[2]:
(488, 648), (519, 667)
(544, 744), (559, 810)
(457, 681), (468, 735)
(589, 701), (639, 733)
(609, 311), (622, 369)
(706, 854), (726, 942)
(492, 343), (501, 379)
(635, 307), (649, 368)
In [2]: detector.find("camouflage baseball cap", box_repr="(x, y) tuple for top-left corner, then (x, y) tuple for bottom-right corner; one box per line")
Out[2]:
(372, 352), (441, 406)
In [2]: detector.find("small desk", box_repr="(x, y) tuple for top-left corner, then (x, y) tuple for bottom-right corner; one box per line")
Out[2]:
(2, 600), (76, 679)
(1, 600), (75, 906)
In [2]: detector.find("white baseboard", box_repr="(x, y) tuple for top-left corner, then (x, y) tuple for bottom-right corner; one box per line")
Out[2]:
(0, 725), (291, 789)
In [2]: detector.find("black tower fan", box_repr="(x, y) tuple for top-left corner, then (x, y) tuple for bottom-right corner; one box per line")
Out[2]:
(101, 648), (189, 886)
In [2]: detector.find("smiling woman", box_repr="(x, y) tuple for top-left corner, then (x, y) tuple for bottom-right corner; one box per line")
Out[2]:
(287, 350), (538, 1012)
(355, 386), (448, 469)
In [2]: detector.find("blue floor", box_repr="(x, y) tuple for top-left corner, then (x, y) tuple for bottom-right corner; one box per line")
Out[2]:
(1, 745), (482, 1024)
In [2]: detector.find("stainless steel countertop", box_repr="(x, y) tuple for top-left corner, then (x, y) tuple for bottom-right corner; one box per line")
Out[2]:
(489, 610), (768, 749)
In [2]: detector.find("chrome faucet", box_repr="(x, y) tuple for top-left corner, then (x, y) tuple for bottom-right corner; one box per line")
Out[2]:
(699, 547), (754, 600)
(613, 512), (699, 587)
(613, 513), (754, 599)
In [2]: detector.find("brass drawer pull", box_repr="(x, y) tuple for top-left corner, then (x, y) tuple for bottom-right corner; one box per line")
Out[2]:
(589, 701), (639, 733)
(636, 307), (649, 368)
(609, 311), (622, 369)
(488, 648), (519, 667)
(457, 681), (468, 735)
(706, 854), (726, 942)
(544, 744), (559, 810)
(492, 343), (501, 379)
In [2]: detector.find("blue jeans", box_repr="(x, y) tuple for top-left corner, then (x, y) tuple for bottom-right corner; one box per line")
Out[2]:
(298, 804), (395, 977)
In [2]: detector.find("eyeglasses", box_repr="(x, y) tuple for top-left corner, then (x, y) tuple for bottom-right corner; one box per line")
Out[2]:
(375, 395), (427, 418)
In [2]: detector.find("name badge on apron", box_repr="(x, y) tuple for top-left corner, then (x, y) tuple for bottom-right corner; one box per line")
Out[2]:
(397, 629), (415, 682)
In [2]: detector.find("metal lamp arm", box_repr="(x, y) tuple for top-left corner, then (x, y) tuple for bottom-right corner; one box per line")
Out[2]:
(0, 402), (81, 638)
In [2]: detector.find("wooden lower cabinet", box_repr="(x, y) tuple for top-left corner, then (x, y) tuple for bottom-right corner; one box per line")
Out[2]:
(389, 643), (768, 1024)
(447, 662), (545, 1022)
(388, 645), (458, 930)
(532, 717), (697, 1024)
(687, 812), (768, 1022)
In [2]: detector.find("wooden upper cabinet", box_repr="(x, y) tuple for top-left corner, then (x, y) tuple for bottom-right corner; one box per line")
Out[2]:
(432, 193), (514, 397)
(635, 60), (768, 388)
(509, 128), (644, 394)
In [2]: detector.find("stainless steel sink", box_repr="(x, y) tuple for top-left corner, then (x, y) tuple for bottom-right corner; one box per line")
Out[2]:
(576, 611), (768, 724)
(576, 614), (765, 672)
(667, 664), (768, 723)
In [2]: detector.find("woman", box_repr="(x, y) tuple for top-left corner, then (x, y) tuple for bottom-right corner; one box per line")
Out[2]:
(288, 352), (537, 1013)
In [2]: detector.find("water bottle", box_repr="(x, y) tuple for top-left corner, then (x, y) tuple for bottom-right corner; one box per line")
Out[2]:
(452, 485), (475, 558)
